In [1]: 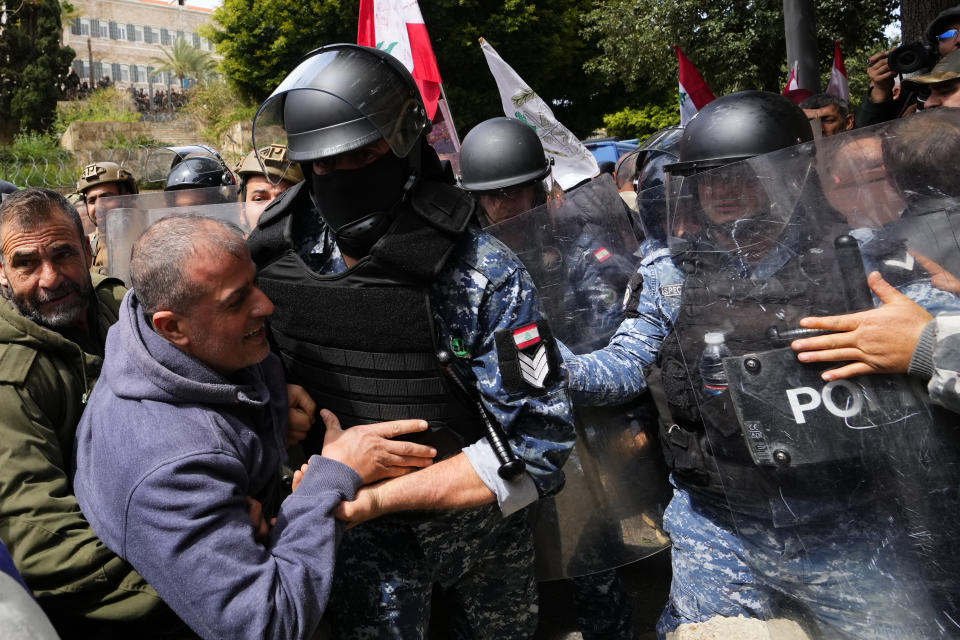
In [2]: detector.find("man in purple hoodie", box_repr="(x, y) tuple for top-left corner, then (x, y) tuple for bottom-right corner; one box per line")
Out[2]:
(73, 214), (437, 640)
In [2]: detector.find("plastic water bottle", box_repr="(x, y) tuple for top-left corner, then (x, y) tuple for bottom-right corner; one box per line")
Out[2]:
(699, 332), (731, 396)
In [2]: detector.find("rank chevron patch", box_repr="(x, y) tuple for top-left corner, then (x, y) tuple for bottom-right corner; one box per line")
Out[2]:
(517, 343), (549, 388)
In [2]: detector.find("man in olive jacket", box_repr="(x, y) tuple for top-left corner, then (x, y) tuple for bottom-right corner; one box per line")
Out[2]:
(0, 188), (184, 638)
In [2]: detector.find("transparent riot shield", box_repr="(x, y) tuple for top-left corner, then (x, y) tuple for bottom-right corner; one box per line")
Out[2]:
(101, 191), (244, 284)
(660, 108), (960, 638)
(488, 174), (672, 580)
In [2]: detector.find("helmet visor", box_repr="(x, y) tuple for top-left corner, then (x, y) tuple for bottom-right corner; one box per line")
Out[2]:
(252, 47), (429, 185)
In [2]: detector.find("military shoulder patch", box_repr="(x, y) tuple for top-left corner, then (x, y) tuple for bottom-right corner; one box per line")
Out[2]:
(593, 247), (611, 262)
(495, 321), (556, 392)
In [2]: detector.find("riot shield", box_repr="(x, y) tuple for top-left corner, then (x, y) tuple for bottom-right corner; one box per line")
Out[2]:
(488, 174), (672, 580)
(95, 186), (238, 279)
(659, 108), (960, 637)
(102, 196), (247, 284)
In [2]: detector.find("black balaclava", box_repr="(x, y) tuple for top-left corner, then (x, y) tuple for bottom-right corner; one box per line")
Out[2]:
(307, 145), (418, 258)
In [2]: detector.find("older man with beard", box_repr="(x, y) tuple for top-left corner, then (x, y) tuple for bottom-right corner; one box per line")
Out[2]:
(0, 188), (188, 638)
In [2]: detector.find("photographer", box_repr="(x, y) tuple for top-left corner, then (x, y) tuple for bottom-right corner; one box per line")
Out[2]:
(856, 4), (960, 126)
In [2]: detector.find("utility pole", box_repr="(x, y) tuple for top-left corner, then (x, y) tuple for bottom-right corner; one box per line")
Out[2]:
(783, 0), (820, 92)
(87, 37), (94, 86)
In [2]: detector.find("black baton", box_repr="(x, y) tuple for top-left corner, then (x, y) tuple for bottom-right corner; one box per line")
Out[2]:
(437, 350), (526, 480)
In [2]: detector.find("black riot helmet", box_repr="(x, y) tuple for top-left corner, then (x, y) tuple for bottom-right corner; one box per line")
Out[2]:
(665, 91), (813, 177)
(164, 156), (236, 191)
(252, 44), (433, 257)
(459, 117), (551, 192)
(148, 145), (236, 192)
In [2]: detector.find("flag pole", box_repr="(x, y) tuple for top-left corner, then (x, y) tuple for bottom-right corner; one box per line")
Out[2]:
(437, 84), (462, 151)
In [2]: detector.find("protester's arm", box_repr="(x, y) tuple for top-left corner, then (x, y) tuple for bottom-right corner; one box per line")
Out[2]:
(908, 315), (960, 414)
(335, 453), (494, 527)
(121, 449), (360, 640)
(0, 383), (164, 620)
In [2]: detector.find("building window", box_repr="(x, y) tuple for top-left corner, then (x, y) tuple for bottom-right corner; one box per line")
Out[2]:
(70, 17), (80, 36)
(72, 59), (87, 78)
(120, 65), (130, 82)
(135, 26), (144, 42)
(79, 19), (90, 36)
(99, 22), (108, 38)
(117, 24), (127, 40)
(111, 63), (121, 82)
(192, 32), (200, 48)
(93, 61), (104, 79)
(127, 23), (136, 42)
(160, 28), (170, 45)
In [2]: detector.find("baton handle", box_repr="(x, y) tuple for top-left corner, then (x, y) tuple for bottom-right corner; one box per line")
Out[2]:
(437, 350), (526, 480)
(766, 326), (832, 345)
(835, 234), (874, 312)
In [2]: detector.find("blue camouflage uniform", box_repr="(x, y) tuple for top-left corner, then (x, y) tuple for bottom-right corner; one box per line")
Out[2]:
(564, 233), (950, 639)
(295, 218), (575, 640)
(561, 238), (683, 405)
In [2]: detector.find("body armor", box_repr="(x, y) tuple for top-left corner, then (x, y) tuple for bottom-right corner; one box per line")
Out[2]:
(249, 181), (486, 459)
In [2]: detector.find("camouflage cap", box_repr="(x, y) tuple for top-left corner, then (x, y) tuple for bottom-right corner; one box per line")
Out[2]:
(905, 49), (960, 85)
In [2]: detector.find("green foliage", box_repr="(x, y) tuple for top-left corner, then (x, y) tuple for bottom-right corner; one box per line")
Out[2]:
(583, 0), (898, 104)
(0, 0), (76, 135)
(206, 0), (358, 105)
(53, 87), (141, 134)
(150, 37), (219, 86)
(0, 132), (80, 188)
(182, 80), (257, 148)
(603, 104), (680, 139)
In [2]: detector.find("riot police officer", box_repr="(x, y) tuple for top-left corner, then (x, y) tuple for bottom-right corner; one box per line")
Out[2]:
(567, 91), (949, 639)
(75, 161), (138, 271)
(461, 117), (649, 640)
(246, 44), (574, 639)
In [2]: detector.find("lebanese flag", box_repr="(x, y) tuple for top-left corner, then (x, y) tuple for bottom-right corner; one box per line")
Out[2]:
(782, 60), (799, 94)
(675, 46), (715, 126)
(825, 41), (850, 103)
(358, 0), (442, 120)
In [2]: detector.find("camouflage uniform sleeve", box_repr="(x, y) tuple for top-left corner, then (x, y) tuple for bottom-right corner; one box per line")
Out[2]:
(564, 248), (683, 406)
(910, 315), (960, 414)
(437, 241), (575, 504)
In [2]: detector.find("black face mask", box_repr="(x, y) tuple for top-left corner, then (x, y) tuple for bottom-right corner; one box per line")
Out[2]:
(309, 151), (413, 258)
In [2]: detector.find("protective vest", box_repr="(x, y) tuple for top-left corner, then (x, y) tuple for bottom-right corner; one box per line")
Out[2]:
(249, 181), (485, 459)
(653, 218), (924, 521)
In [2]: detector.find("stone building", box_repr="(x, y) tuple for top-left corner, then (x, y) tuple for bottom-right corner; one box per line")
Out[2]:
(62, 0), (220, 93)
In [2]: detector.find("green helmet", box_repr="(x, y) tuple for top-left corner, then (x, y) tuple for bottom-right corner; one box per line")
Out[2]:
(234, 145), (304, 184)
(76, 162), (138, 195)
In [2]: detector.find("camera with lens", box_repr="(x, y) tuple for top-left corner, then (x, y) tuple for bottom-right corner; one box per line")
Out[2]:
(888, 41), (939, 75)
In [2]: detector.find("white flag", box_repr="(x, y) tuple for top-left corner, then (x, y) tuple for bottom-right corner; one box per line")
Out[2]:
(479, 38), (598, 190)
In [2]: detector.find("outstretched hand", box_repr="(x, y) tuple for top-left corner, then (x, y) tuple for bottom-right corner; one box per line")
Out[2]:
(319, 409), (436, 484)
(791, 271), (932, 380)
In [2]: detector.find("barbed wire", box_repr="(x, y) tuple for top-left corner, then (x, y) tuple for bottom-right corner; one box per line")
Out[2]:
(0, 146), (162, 192)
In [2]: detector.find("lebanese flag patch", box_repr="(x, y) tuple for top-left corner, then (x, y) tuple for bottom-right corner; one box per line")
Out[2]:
(593, 247), (611, 262)
(512, 323), (541, 350)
